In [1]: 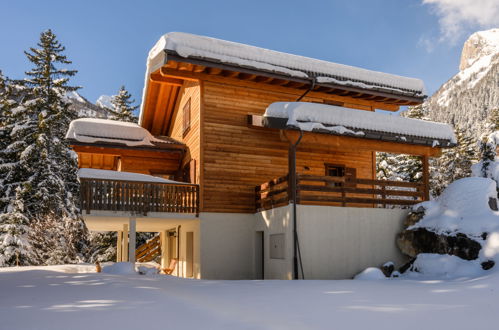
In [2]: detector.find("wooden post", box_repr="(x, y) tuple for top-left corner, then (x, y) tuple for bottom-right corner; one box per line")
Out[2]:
(117, 231), (123, 262)
(160, 230), (168, 269)
(129, 218), (136, 263)
(422, 155), (430, 201)
(123, 223), (129, 262)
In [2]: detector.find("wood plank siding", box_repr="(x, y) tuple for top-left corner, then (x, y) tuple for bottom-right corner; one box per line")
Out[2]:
(137, 61), (437, 214)
(201, 80), (376, 213)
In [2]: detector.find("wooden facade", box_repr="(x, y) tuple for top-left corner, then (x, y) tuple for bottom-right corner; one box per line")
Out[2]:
(138, 60), (442, 213)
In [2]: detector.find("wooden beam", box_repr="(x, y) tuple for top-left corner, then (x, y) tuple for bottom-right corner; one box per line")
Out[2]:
(163, 54), (425, 105)
(283, 129), (442, 156)
(157, 67), (400, 111)
(71, 145), (185, 158)
(150, 73), (184, 86)
(208, 67), (223, 75)
(238, 73), (257, 81)
(222, 70), (240, 78)
(178, 62), (194, 71)
(254, 76), (274, 83)
(422, 155), (430, 200)
(160, 67), (199, 82)
(193, 65), (206, 73)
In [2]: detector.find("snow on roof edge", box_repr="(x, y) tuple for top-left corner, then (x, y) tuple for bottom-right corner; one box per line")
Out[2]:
(66, 118), (178, 148)
(264, 102), (456, 144)
(150, 32), (426, 96)
(78, 168), (191, 184)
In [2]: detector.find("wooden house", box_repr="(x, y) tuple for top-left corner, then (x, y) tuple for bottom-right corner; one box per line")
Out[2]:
(67, 33), (456, 280)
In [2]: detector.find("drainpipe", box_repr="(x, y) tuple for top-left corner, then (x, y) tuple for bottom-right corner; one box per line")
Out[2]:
(284, 130), (303, 280)
(296, 78), (316, 102)
(286, 78), (315, 280)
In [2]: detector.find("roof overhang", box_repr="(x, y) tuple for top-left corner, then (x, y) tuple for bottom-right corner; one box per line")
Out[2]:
(140, 33), (429, 128)
(250, 115), (455, 148)
(163, 51), (426, 104)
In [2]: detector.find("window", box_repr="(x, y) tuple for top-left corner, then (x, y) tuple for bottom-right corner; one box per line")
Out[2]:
(182, 98), (191, 136)
(325, 164), (345, 187)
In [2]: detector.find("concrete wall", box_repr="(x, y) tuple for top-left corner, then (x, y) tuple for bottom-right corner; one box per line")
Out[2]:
(173, 220), (201, 279)
(199, 212), (255, 279)
(255, 204), (409, 280)
(255, 206), (293, 279)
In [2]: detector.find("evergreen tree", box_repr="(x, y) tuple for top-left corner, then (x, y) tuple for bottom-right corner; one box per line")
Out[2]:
(430, 127), (476, 196)
(108, 86), (138, 122)
(376, 105), (425, 183)
(0, 30), (89, 265)
(473, 108), (499, 185)
(0, 188), (32, 266)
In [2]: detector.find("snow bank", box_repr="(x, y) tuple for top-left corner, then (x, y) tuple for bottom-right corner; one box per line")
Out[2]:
(409, 177), (499, 237)
(66, 118), (162, 147)
(78, 168), (189, 185)
(149, 32), (425, 95)
(353, 267), (386, 280)
(264, 102), (456, 143)
(402, 254), (484, 279)
(101, 262), (137, 275)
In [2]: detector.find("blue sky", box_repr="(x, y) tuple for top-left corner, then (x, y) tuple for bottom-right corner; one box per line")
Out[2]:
(1, 0), (498, 107)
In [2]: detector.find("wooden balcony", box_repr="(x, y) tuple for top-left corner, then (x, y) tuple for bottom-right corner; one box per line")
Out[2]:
(255, 174), (426, 212)
(80, 178), (199, 216)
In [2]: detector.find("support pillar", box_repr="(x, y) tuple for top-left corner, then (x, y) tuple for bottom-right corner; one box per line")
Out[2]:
(129, 218), (136, 263)
(123, 224), (129, 262)
(422, 155), (430, 201)
(160, 230), (168, 269)
(117, 231), (123, 262)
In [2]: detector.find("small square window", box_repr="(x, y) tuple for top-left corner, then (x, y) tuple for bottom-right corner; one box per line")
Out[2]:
(325, 164), (345, 187)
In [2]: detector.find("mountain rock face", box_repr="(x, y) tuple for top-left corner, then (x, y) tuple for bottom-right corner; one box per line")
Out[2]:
(426, 29), (499, 138)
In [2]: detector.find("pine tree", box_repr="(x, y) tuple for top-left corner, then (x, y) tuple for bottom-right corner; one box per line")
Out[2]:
(376, 105), (425, 182)
(0, 188), (32, 266)
(0, 30), (89, 265)
(108, 86), (138, 122)
(15, 30), (77, 217)
(430, 128), (476, 196)
(473, 108), (499, 184)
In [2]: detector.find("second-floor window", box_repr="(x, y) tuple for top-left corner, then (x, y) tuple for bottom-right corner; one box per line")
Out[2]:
(325, 164), (345, 187)
(183, 98), (191, 136)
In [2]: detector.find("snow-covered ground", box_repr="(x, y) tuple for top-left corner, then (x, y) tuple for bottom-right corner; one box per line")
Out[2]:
(1, 264), (498, 330)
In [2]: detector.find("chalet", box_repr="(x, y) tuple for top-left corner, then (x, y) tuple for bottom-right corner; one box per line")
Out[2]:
(66, 32), (456, 280)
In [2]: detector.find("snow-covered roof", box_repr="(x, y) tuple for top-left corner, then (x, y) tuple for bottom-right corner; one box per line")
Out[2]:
(147, 32), (426, 97)
(78, 168), (190, 185)
(263, 102), (456, 146)
(66, 118), (183, 148)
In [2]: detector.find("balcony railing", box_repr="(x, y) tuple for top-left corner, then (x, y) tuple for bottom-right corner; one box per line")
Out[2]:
(255, 174), (425, 212)
(80, 178), (199, 216)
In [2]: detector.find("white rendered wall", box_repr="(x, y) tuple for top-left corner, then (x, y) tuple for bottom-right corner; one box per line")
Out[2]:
(175, 220), (201, 279)
(255, 204), (408, 280)
(255, 206), (293, 280)
(199, 213), (255, 280)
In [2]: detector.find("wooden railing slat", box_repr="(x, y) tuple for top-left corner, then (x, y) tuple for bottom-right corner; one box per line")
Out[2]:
(80, 178), (199, 216)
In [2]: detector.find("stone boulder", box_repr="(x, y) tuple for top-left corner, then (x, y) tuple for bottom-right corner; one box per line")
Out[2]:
(397, 206), (483, 262)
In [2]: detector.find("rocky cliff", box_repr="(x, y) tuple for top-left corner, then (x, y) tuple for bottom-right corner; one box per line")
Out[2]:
(426, 29), (499, 138)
